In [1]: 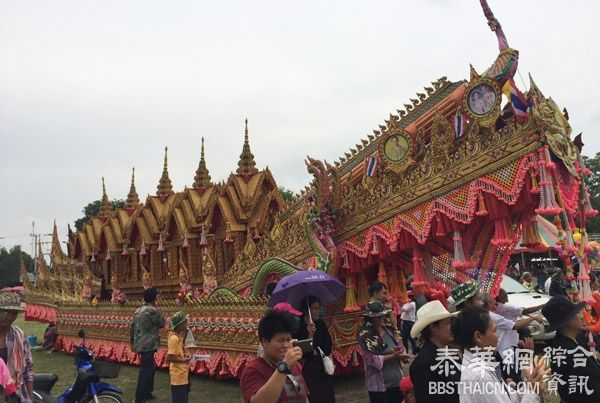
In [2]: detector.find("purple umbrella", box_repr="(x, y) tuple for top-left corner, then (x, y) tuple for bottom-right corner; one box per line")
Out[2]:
(267, 271), (345, 316)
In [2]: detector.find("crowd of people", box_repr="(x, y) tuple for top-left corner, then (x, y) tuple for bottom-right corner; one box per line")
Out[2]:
(3, 273), (600, 403)
(505, 262), (600, 298)
(241, 278), (600, 403)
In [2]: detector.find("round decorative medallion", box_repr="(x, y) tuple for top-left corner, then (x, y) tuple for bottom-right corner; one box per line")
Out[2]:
(467, 83), (497, 116)
(379, 129), (414, 174)
(463, 77), (501, 127)
(382, 132), (410, 163)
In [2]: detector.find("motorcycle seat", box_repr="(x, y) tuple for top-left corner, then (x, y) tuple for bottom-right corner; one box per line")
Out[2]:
(33, 373), (59, 393)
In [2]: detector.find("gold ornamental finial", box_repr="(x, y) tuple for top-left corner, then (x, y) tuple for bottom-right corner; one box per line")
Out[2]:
(99, 177), (113, 216)
(51, 219), (68, 264)
(528, 73), (544, 99)
(126, 167), (140, 208)
(236, 118), (259, 176)
(19, 256), (32, 289)
(156, 146), (174, 197)
(193, 137), (212, 188)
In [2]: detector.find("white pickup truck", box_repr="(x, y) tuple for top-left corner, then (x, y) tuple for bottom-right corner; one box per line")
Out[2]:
(447, 275), (553, 341)
(500, 274), (554, 341)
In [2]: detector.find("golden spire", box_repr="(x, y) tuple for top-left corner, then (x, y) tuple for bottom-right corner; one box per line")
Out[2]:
(126, 167), (140, 208)
(99, 177), (113, 216)
(36, 240), (50, 288)
(19, 256), (32, 289)
(193, 137), (212, 188)
(156, 146), (174, 197)
(236, 118), (259, 176)
(51, 220), (69, 265)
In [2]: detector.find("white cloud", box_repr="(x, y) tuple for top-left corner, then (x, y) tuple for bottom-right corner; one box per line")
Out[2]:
(1, 0), (599, 249)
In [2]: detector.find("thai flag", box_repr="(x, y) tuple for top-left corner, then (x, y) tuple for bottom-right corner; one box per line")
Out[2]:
(453, 113), (467, 138)
(366, 156), (378, 177)
(502, 78), (530, 123)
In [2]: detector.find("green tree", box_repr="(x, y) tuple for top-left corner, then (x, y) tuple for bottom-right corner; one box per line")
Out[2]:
(583, 153), (600, 233)
(74, 199), (126, 231)
(0, 245), (34, 287)
(278, 186), (296, 202)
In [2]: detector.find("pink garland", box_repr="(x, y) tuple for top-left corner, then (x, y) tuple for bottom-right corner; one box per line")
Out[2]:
(341, 151), (538, 258)
(25, 303), (57, 324)
(56, 335), (259, 379)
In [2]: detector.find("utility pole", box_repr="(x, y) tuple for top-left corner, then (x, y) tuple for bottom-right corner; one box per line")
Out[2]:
(30, 221), (36, 262)
(29, 222), (52, 274)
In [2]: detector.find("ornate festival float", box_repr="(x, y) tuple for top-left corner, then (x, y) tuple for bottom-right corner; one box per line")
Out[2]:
(24, 0), (600, 377)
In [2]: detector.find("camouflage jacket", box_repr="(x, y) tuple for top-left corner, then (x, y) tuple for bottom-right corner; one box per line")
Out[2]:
(130, 304), (166, 352)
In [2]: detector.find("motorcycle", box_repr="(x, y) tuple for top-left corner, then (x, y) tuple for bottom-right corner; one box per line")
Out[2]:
(32, 330), (124, 403)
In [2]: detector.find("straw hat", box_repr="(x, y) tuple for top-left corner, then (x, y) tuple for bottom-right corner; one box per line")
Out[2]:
(410, 300), (457, 338)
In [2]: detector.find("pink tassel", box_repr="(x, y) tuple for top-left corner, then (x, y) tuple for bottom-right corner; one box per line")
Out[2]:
(452, 230), (470, 269)
(121, 244), (129, 256)
(199, 226), (208, 247)
(157, 233), (166, 252)
(377, 262), (388, 285)
(342, 250), (350, 269)
(412, 248), (427, 288)
(535, 146), (562, 215)
(139, 240), (147, 256)
(491, 217), (512, 247)
(476, 191), (488, 217)
(530, 168), (539, 194)
(370, 235), (380, 255)
(182, 233), (190, 249)
(584, 186), (599, 218)
(435, 215), (446, 237)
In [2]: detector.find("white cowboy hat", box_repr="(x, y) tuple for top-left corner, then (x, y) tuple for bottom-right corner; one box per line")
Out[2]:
(410, 300), (457, 339)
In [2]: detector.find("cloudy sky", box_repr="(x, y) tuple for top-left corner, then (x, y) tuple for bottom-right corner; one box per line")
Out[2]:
(1, 0), (599, 254)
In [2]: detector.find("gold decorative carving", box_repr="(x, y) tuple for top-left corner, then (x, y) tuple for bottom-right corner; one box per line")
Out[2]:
(531, 94), (579, 176)
(270, 215), (284, 245)
(430, 111), (454, 167)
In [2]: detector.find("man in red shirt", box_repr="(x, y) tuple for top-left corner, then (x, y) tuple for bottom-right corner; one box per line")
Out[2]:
(240, 310), (308, 403)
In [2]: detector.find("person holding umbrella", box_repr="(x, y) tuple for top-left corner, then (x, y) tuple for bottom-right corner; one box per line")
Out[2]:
(267, 270), (345, 310)
(294, 295), (335, 403)
(260, 269), (344, 402)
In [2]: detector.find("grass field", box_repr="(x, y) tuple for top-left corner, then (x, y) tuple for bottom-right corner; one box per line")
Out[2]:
(16, 314), (368, 402)
(16, 314), (559, 403)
